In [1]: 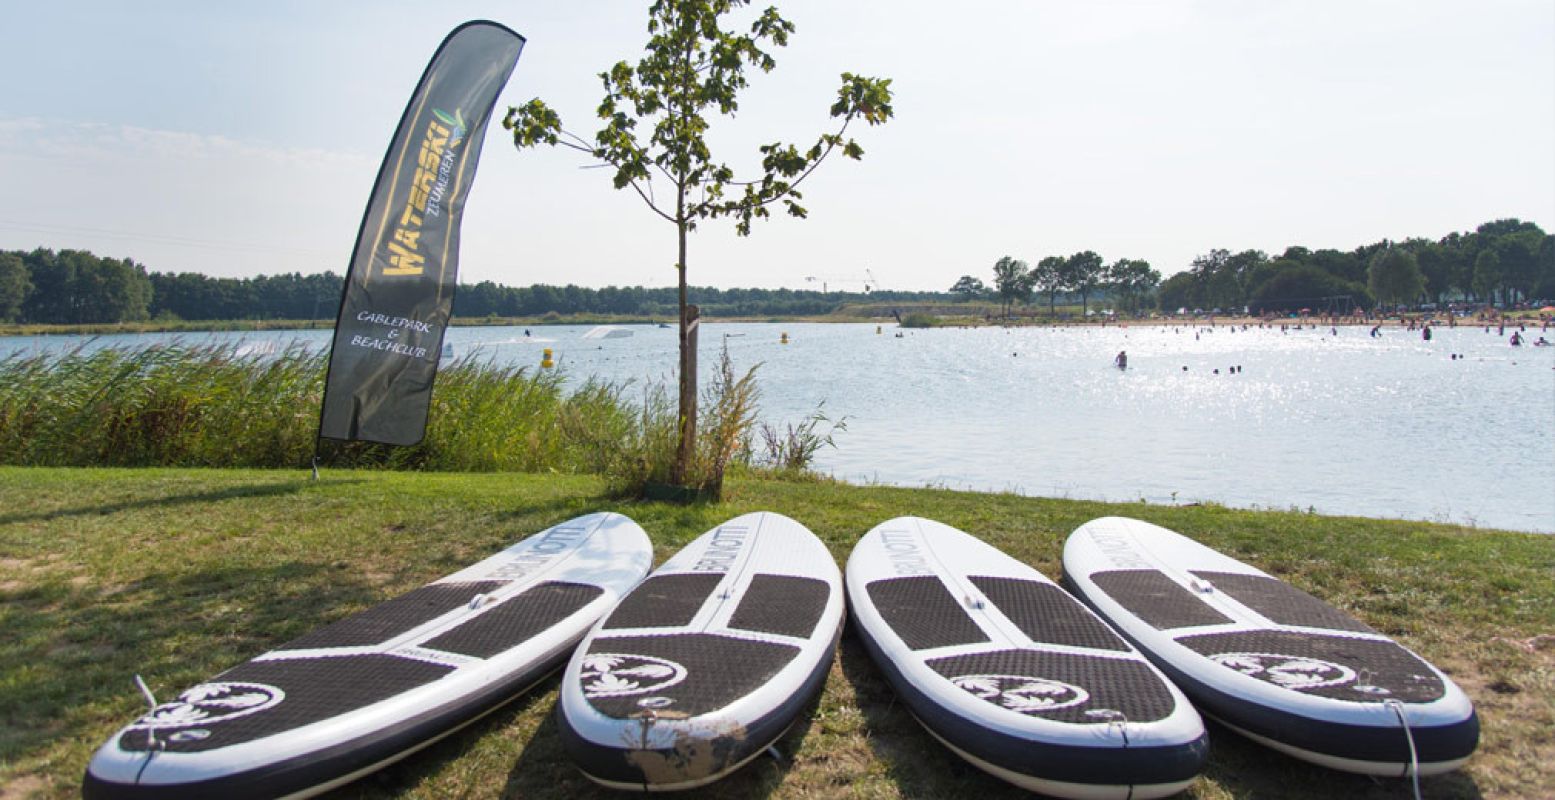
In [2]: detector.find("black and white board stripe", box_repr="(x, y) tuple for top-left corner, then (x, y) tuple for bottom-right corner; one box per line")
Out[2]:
(847, 517), (1208, 800)
(1063, 516), (1478, 777)
(557, 511), (843, 791)
(83, 512), (653, 799)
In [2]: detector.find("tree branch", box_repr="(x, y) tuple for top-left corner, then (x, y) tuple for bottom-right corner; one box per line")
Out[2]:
(626, 175), (674, 224)
(552, 127), (675, 225)
(693, 116), (855, 218)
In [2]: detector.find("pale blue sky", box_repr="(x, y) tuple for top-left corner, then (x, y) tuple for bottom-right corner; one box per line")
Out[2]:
(2, 1), (1551, 290)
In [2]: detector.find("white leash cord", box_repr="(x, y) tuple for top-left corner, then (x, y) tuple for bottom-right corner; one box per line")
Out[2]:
(1385, 699), (1422, 800)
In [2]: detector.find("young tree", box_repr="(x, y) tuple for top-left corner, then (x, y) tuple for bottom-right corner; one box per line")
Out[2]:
(504, 1), (892, 485)
(948, 275), (986, 299)
(991, 255), (1030, 318)
(1367, 246), (1426, 308)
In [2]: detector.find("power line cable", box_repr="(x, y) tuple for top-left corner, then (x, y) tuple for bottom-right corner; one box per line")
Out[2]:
(0, 218), (340, 260)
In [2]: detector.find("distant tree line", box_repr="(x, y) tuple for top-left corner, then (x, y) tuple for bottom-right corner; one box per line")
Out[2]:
(0, 248), (344, 325)
(150, 269), (343, 321)
(947, 219), (1553, 316)
(3, 218), (1548, 325)
(449, 280), (939, 319)
(951, 251), (1161, 318)
(0, 247), (943, 324)
(1156, 219), (1553, 314)
(0, 249), (155, 325)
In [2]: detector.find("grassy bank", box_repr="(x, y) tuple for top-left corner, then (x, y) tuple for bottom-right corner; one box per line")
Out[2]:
(0, 342), (814, 498)
(1, 467), (1549, 799)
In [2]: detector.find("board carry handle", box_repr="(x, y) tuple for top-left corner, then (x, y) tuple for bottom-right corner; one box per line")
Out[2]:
(1084, 707), (1131, 746)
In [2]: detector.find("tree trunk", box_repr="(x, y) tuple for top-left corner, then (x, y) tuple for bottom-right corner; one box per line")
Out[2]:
(672, 217), (697, 486)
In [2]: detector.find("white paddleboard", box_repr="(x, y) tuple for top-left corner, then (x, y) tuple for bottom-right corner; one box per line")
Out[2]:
(1064, 516), (1478, 777)
(84, 512), (653, 799)
(847, 517), (1207, 800)
(557, 511), (843, 791)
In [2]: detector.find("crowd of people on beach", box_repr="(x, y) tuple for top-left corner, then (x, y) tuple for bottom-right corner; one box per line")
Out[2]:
(981, 307), (1554, 369)
(1094, 310), (1553, 370)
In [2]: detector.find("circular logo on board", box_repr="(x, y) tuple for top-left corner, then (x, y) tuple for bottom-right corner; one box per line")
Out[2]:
(580, 654), (688, 699)
(950, 674), (1090, 714)
(1211, 652), (1357, 691)
(130, 682), (285, 729)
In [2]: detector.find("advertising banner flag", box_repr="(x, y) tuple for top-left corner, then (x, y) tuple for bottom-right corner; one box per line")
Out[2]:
(319, 20), (524, 445)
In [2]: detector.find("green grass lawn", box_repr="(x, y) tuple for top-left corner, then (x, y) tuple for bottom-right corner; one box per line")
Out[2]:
(1, 467), (1550, 799)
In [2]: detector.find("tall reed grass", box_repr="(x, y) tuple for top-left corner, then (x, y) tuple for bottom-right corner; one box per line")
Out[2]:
(0, 343), (632, 473)
(0, 343), (838, 493)
(757, 405), (847, 476)
(566, 345), (763, 499)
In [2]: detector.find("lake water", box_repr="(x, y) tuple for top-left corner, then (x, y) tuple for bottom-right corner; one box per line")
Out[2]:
(5, 321), (1552, 533)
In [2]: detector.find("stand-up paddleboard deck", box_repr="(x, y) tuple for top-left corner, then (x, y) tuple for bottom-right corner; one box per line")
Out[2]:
(84, 512), (653, 799)
(847, 517), (1207, 800)
(558, 512), (843, 791)
(1064, 516), (1478, 777)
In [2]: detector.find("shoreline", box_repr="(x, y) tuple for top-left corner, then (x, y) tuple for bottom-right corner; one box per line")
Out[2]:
(3, 310), (1550, 337)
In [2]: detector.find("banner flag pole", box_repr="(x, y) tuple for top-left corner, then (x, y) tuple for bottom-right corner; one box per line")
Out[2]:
(316, 20), (525, 449)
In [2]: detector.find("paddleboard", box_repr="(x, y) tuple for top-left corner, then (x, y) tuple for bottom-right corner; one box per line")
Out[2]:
(847, 517), (1208, 799)
(557, 511), (843, 791)
(1063, 516), (1478, 777)
(83, 512), (653, 799)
